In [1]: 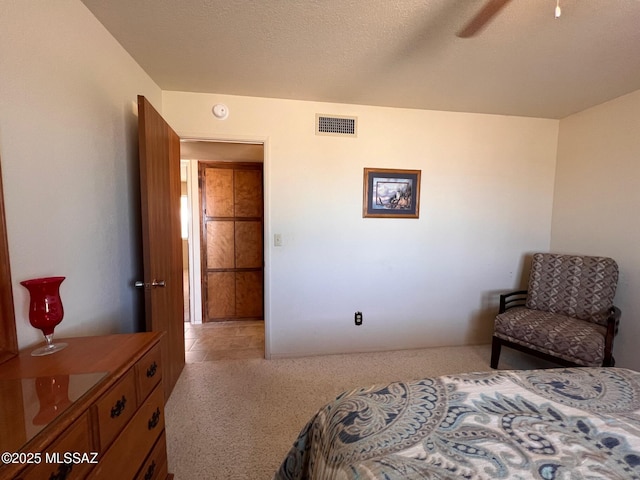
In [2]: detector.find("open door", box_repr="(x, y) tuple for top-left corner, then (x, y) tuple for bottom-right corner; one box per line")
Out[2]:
(137, 96), (185, 401)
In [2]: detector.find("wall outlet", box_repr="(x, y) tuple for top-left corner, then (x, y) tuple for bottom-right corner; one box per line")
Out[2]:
(355, 311), (363, 326)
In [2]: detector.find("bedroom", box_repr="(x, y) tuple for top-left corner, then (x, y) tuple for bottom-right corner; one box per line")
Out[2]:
(1, 0), (638, 365)
(0, 1), (639, 477)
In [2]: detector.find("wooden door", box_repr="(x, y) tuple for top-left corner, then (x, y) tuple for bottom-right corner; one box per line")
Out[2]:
(137, 96), (184, 401)
(200, 162), (263, 322)
(0, 157), (18, 365)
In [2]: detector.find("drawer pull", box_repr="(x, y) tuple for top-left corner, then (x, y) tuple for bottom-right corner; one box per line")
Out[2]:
(49, 463), (72, 480)
(148, 407), (161, 430)
(146, 361), (158, 378)
(144, 460), (156, 480)
(110, 395), (127, 418)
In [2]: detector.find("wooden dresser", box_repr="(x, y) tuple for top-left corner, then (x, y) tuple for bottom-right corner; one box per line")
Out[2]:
(0, 332), (172, 480)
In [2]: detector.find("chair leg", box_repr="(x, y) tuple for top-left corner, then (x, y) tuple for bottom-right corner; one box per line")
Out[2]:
(490, 336), (501, 369)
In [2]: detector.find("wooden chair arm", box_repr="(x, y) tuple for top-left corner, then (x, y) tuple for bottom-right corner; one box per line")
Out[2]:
(603, 306), (621, 367)
(499, 290), (528, 313)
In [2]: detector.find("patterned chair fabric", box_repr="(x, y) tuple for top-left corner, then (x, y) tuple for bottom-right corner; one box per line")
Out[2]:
(492, 253), (620, 368)
(494, 308), (607, 366)
(525, 253), (618, 326)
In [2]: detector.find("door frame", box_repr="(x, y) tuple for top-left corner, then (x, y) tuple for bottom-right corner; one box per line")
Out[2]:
(181, 158), (200, 325)
(180, 135), (271, 359)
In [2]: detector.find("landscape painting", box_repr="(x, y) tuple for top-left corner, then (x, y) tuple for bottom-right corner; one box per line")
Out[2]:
(362, 168), (421, 218)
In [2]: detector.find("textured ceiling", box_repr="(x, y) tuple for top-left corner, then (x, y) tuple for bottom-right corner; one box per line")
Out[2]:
(81, 0), (640, 119)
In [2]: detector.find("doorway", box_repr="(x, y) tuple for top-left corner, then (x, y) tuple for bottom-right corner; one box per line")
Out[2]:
(180, 140), (266, 362)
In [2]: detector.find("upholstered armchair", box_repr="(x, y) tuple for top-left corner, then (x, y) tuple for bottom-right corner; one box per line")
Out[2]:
(491, 253), (621, 369)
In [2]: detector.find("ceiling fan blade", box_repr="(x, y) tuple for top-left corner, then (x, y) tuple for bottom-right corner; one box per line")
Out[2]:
(457, 0), (512, 38)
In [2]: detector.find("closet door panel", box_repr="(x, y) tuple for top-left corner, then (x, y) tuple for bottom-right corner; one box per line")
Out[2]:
(234, 169), (262, 218)
(235, 221), (262, 269)
(207, 272), (235, 319)
(205, 168), (234, 217)
(206, 221), (234, 269)
(235, 271), (263, 318)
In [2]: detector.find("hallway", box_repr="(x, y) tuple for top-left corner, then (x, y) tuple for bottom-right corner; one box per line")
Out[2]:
(184, 320), (264, 362)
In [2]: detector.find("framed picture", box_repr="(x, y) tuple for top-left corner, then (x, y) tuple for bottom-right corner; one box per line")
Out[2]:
(363, 168), (421, 218)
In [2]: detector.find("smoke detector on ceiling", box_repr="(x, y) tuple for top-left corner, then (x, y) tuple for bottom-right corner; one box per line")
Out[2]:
(212, 104), (229, 120)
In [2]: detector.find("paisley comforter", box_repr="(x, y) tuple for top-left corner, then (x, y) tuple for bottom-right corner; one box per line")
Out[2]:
(274, 367), (640, 479)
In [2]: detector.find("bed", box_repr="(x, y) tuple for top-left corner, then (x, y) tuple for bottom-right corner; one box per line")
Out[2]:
(274, 367), (640, 479)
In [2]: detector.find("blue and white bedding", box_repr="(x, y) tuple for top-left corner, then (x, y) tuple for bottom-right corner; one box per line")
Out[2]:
(274, 367), (640, 479)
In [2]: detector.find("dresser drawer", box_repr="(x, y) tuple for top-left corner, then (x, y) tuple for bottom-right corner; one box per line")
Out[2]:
(135, 431), (168, 480)
(88, 384), (164, 480)
(17, 413), (94, 480)
(93, 369), (137, 449)
(135, 343), (162, 403)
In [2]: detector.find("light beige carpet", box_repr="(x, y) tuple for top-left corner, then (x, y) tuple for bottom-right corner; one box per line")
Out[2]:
(164, 344), (554, 480)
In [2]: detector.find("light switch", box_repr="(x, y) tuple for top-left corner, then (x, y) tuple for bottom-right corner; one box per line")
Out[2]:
(274, 233), (283, 247)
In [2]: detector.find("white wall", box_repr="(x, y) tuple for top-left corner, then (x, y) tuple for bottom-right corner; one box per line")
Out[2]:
(163, 91), (559, 358)
(0, 1), (162, 348)
(552, 89), (640, 370)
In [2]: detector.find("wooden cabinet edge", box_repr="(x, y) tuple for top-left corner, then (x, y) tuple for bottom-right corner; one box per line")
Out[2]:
(0, 332), (168, 480)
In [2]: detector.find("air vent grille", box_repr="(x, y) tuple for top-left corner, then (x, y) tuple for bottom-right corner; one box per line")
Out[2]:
(316, 114), (357, 137)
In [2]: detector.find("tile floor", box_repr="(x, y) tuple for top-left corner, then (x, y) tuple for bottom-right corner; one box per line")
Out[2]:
(184, 320), (265, 362)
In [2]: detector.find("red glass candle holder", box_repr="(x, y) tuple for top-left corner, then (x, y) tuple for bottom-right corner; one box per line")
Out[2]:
(20, 276), (68, 356)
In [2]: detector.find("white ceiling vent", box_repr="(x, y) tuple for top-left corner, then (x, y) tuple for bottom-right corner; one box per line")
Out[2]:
(316, 114), (357, 137)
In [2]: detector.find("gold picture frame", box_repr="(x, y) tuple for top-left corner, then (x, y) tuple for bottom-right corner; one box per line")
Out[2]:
(363, 168), (421, 218)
